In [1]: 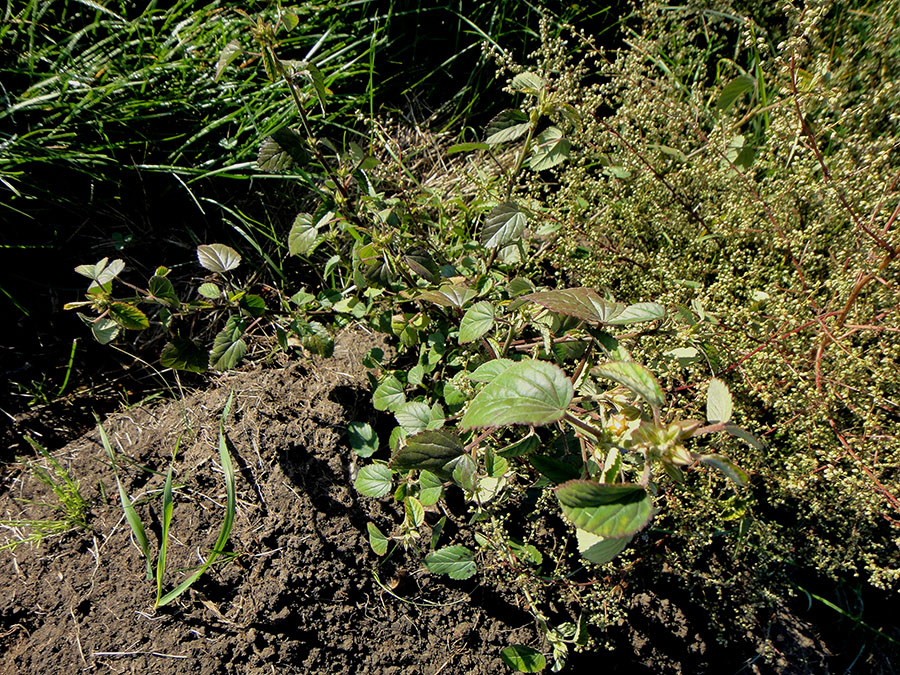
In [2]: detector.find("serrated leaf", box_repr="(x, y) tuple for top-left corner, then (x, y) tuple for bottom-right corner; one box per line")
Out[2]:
(108, 302), (148, 330)
(160, 338), (209, 372)
(498, 433), (540, 458)
(593, 361), (665, 410)
(461, 359), (573, 429)
(469, 358), (516, 383)
(511, 71), (544, 92)
(418, 470), (443, 506)
(210, 316), (247, 371)
(348, 422), (378, 458)
(391, 430), (465, 473)
(555, 481), (653, 538)
(367, 522), (388, 556)
(706, 378), (733, 424)
(482, 202), (527, 249)
(354, 463), (393, 498)
(76, 257), (125, 291)
(424, 545), (476, 579)
(239, 294), (266, 317)
(524, 288), (624, 324)
(373, 374), (405, 412)
(484, 109), (530, 145)
(604, 302), (665, 325)
(500, 645), (546, 673)
(149, 275), (179, 306)
(699, 454), (749, 487)
(395, 401), (431, 435)
(576, 529), (632, 565)
(288, 213), (324, 256)
(717, 74), (756, 111)
(405, 496), (425, 528)
(90, 317), (120, 344)
(197, 244), (241, 273)
(530, 126), (571, 171)
(198, 282), (220, 299)
(485, 448), (508, 478)
(459, 301), (496, 343)
(418, 285), (476, 309)
(257, 127), (310, 172)
(215, 39), (242, 82)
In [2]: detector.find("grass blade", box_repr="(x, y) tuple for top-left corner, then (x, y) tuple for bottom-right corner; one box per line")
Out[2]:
(154, 437), (180, 607)
(157, 393), (236, 606)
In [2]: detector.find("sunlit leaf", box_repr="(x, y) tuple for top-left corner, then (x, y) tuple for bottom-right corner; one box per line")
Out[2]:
(288, 213), (324, 256)
(354, 463), (393, 498)
(530, 126), (571, 171)
(160, 338), (209, 372)
(459, 301), (495, 343)
(391, 430), (465, 473)
(593, 361), (665, 410)
(461, 359), (573, 429)
(395, 401), (432, 435)
(108, 302), (148, 330)
(373, 374), (405, 412)
(215, 39), (242, 82)
(484, 109), (530, 145)
(257, 127), (310, 172)
(500, 645), (546, 673)
(349, 422), (378, 458)
(197, 244), (241, 273)
(718, 74), (756, 111)
(699, 454), (749, 487)
(604, 302), (665, 325)
(149, 275), (179, 306)
(418, 470), (443, 506)
(576, 529), (632, 565)
(468, 359), (516, 383)
(367, 522), (388, 556)
(210, 316), (247, 370)
(511, 71), (544, 92)
(424, 545), (476, 579)
(524, 288), (624, 323)
(555, 481), (653, 538)
(706, 378), (733, 424)
(482, 202), (527, 249)
(418, 285), (476, 309)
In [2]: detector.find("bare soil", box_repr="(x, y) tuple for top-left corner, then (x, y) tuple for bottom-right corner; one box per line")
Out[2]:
(0, 330), (849, 674)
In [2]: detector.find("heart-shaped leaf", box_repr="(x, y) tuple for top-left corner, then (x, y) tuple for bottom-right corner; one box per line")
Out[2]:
(373, 374), (405, 412)
(459, 301), (496, 343)
(482, 202), (527, 249)
(210, 316), (247, 371)
(197, 244), (241, 273)
(149, 275), (179, 306)
(555, 480), (653, 538)
(288, 213), (324, 256)
(524, 288), (624, 323)
(593, 361), (665, 410)
(367, 522), (388, 556)
(461, 359), (573, 429)
(391, 430), (465, 473)
(354, 463), (393, 498)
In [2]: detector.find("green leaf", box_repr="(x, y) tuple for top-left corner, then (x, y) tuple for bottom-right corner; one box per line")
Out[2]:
(459, 301), (496, 343)
(431, 516), (446, 550)
(699, 454), (749, 487)
(593, 361), (665, 410)
(717, 74), (756, 111)
(288, 213), (323, 256)
(530, 126), (571, 171)
(240, 294), (266, 317)
(485, 448), (508, 478)
(447, 142), (490, 155)
(75, 257), (125, 291)
(108, 302), (149, 330)
(706, 378), (733, 424)
(500, 645), (546, 672)
(498, 433), (540, 458)
(160, 338), (209, 372)
(484, 109), (530, 145)
(373, 374), (406, 412)
(367, 522), (388, 556)
(391, 430), (465, 473)
(197, 244), (241, 273)
(210, 316), (247, 371)
(469, 358), (516, 383)
(348, 422), (378, 458)
(604, 302), (665, 325)
(79, 314), (120, 344)
(576, 529), (632, 565)
(450, 454), (477, 492)
(306, 63), (329, 114)
(257, 127), (310, 172)
(198, 282), (220, 299)
(482, 202), (527, 249)
(529, 455), (580, 484)
(418, 285), (476, 309)
(424, 545), (476, 579)
(405, 496), (425, 528)
(725, 424), (764, 449)
(404, 247), (440, 283)
(395, 401), (432, 435)
(354, 463), (393, 498)
(149, 275), (179, 306)
(511, 71), (544, 92)
(215, 39), (242, 82)
(298, 320), (333, 357)
(555, 481), (653, 538)
(460, 359), (573, 429)
(418, 470), (443, 506)
(524, 288), (624, 324)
